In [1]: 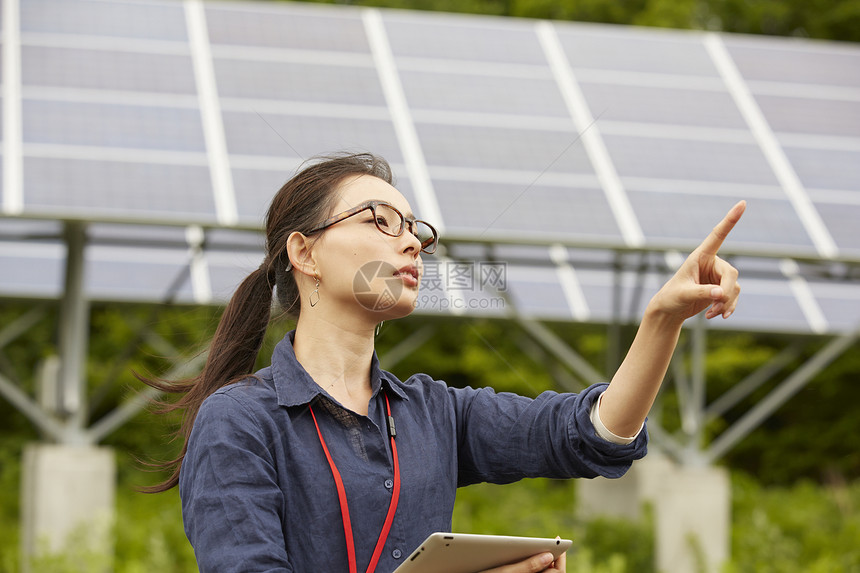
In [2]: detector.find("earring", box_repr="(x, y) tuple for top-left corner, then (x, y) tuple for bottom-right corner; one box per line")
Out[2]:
(309, 277), (320, 307)
(376, 321), (384, 336)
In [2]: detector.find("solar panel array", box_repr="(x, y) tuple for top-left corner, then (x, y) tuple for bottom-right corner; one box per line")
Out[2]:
(2, 0), (859, 334)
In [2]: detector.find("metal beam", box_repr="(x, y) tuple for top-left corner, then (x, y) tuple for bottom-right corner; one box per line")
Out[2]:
(670, 338), (693, 435)
(704, 341), (803, 422)
(704, 328), (860, 464)
(378, 325), (436, 371)
(515, 317), (605, 386)
(0, 304), (48, 349)
(56, 222), (89, 433)
(606, 252), (623, 373)
(87, 349), (209, 443)
(517, 333), (585, 393)
(689, 313), (707, 453)
(0, 371), (64, 441)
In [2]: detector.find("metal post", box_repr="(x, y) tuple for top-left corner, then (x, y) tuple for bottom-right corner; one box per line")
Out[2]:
(687, 312), (708, 464)
(57, 222), (89, 440)
(606, 251), (623, 374)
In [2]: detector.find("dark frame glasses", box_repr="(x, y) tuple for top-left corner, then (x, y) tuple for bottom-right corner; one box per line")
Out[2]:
(306, 200), (439, 254)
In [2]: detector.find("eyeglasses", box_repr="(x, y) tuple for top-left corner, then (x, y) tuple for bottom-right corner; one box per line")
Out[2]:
(306, 200), (439, 254)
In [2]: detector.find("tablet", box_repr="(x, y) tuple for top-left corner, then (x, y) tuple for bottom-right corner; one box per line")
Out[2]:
(393, 532), (572, 573)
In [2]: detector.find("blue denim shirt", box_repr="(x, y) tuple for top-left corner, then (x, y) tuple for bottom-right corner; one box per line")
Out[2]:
(180, 331), (647, 573)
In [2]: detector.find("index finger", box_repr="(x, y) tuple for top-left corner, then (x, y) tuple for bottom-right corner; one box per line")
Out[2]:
(698, 200), (746, 256)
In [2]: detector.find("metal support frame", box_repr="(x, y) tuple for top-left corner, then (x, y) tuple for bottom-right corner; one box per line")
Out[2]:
(1, 233), (857, 464)
(703, 327), (859, 464)
(378, 325), (436, 371)
(0, 222), (209, 446)
(56, 222), (89, 442)
(441, 245), (860, 469)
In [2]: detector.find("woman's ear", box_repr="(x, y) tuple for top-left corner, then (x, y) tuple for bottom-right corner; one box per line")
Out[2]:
(286, 231), (317, 279)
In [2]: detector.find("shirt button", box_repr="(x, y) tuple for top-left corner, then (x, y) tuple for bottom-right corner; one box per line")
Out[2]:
(392, 549), (402, 559)
(384, 479), (394, 489)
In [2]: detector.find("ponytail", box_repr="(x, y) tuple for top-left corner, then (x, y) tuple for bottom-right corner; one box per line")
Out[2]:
(139, 263), (274, 492)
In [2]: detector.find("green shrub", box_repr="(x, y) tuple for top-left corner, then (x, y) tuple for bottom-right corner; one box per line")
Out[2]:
(726, 472), (860, 572)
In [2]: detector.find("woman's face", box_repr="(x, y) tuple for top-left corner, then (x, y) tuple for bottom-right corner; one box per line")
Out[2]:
(311, 174), (425, 322)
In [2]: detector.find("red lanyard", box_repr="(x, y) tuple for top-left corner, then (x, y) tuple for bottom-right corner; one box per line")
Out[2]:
(309, 391), (400, 573)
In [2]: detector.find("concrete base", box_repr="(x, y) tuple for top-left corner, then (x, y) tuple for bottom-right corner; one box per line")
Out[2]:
(578, 454), (730, 573)
(578, 452), (674, 521)
(21, 443), (116, 572)
(653, 465), (730, 573)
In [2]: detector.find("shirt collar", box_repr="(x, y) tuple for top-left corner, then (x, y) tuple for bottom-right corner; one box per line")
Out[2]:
(271, 330), (407, 408)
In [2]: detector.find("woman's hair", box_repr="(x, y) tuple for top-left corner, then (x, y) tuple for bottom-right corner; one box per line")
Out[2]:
(141, 152), (393, 492)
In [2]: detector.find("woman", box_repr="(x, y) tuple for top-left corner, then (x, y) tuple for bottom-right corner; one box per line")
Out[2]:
(146, 152), (744, 573)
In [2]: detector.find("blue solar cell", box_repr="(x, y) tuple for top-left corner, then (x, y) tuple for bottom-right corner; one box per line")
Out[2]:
(206, 248), (262, 302)
(571, 268), (614, 322)
(88, 223), (188, 245)
(554, 24), (719, 77)
(222, 112), (402, 163)
(605, 135), (779, 185)
(490, 244), (555, 263)
(23, 157), (216, 222)
(725, 37), (860, 88)
(755, 95), (860, 138)
(206, 228), (266, 250)
(0, 239), (65, 299)
(708, 277), (811, 333)
(626, 190), (818, 253)
(231, 166), (418, 228)
(783, 147), (860, 191)
(21, 0), (188, 41)
(213, 59), (384, 105)
(417, 123), (593, 174)
(383, 12), (547, 65)
(86, 245), (196, 303)
(23, 100), (206, 151)
(399, 70), (568, 117)
(574, 267), (666, 323)
(232, 167), (296, 225)
(0, 219), (63, 240)
(433, 179), (622, 242)
(579, 83), (748, 129)
(506, 266), (575, 320)
(809, 280), (860, 333)
(815, 202), (860, 254)
(22, 46), (197, 93)
(206, 3), (369, 53)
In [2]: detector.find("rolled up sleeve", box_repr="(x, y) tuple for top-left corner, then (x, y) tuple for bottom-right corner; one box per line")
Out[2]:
(452, 382), (647, 486)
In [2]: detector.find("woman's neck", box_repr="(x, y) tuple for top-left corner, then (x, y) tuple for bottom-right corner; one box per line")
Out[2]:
(293, 315), (376, 416)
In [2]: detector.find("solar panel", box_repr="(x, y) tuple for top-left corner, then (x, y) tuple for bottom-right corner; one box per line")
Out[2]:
(205, 2), (370, 53)
(434, 180), (620, 241)
(2, 0), (860, 335)
(556, 24), (721, 77)
(724, 36), (860, 88)
(21, 47), (195, 96)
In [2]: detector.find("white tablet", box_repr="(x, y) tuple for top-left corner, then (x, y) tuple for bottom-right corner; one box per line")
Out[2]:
(393, 532), (572, 573)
